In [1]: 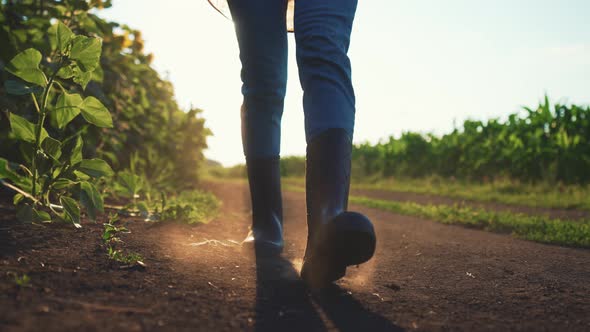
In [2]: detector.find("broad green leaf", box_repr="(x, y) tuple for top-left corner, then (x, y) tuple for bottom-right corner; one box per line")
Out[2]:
(27, 18), (47, 29)
(8, 113), (49, 143)
(9, 113), (39, 143)
(16, 204), (33, 223)
(54, 5), (68, 16)
(137, 201), (149, 217)
(55, 92), (83, 129)
(5, 48), (47, 87)
(0, 157), (21, 182)
(80, 181), (103, 221)
(35, 148), (53, 178)
(12, 30), (27, 44)
(116, 170), (142, 197)
(17, 144), (34, 166)
(13, 193), (24, 205)
(4, 79), (43, 95)
(41, 137), (62, 161)
(79, 13), (100, 34)
(70, 35), (102, 72)
(61, 135), (83, 166)
(53, 178), (76, 190)
(57, 64), (75, 79)
(48, 21), (74, 53)
(78, 158), (114, 178)
(33, 209), (51, 222)
(70, 136), (83, 165)
(91, 65), (104, 83)
(79, 96), (112, 128)
(72, 66), (92, 89)
(100, 151), (118, 167)
(73, 170), (91, 181)
(29, 28), (45, 51)
(60, 196), (81, 227)
(39, 125), (49, 143)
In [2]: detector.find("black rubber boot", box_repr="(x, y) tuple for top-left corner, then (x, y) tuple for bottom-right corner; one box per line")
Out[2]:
(301, 129), (376, 288)
(242, 157), (284, 255)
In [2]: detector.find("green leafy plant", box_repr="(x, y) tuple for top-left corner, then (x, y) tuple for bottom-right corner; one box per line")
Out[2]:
(159, 190), (220, 224)
(102, 212), (128, 243)
(13, 273), (31, 287)
(108, 161), (219, 224)
(101, 212), (144, 266)
(0, 21), (113, 226)
(106, 246), (143, 265)
(1, 1), (210, 197)
(125, 188), (219, 224)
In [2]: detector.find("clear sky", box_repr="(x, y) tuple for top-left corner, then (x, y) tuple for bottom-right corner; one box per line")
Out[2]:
(101, 0), (590, 166)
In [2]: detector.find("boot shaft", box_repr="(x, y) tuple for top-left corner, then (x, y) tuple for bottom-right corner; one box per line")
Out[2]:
(305, 129), (353, 232)
(246, 157), (283, 229)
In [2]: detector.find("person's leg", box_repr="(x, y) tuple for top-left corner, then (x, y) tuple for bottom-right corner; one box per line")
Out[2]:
(228, 0), (288, 254)
(294, 0), (357, 141)
(228, 0), (288, 158)
(294, 0), (376, 287)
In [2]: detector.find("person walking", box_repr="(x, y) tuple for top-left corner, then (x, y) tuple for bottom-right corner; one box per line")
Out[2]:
(208, 0), (376, 288)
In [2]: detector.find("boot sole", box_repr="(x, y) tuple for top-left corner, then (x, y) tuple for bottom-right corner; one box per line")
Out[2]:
(301, 212), (376, 289)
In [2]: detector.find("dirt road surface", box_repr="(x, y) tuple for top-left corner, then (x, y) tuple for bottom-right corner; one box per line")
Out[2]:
(1, 181), (589, 331)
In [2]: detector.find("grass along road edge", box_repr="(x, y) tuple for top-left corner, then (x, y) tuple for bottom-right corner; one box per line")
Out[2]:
(283, 183), (590, 248)
(350, 196), (590, 248)
(281, 177), (590, 210)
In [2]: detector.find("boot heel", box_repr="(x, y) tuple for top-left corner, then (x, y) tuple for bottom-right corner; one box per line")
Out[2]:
(301, 212), (376, 288)
(333, 230), (376, 266)
(328, 212), (376, 266)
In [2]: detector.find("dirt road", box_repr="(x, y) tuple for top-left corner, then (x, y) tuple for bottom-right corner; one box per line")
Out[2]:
(1, 181), (589, 331)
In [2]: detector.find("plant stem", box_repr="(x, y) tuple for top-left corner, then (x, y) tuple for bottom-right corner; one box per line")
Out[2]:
(31, 63), (62, 203)
(30, 93), (41, 200)
(31, 93), (41, 113)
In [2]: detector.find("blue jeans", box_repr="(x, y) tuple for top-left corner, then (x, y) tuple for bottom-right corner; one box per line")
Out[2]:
(228, 0), (358, 158)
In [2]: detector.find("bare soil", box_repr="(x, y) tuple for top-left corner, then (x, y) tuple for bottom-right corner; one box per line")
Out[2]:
(0, 181), (589, 331)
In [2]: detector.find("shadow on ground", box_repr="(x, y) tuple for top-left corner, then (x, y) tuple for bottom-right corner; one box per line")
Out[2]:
(253, 247), (403, 331)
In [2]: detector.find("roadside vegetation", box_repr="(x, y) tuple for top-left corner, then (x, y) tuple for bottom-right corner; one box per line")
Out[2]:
(352, 96), (590, 185)
(350, 196), (590, 248)
(280, 176), (590, 210)
(0, 1), (218, 231)
(281, 183), (590, 248)
(350, 177), (590, 210)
